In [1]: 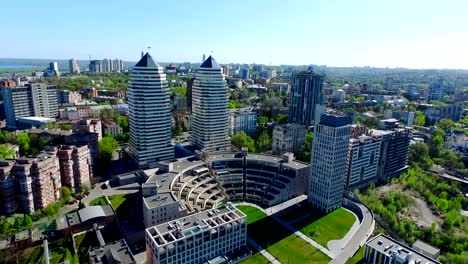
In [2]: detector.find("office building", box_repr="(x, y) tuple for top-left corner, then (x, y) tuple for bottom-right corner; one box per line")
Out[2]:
(145, 203), (247, 264)
(308, 113), (351, 212)
(384, 77), (393, 91)
(142, 167), (188, 228)
(57, 145), (92, 193)
(49, 61), (60, 76)
(374, 128), (411, 181)
(191, 56), (230, 152)
(427, 79), (446, 102)
(288, 70), (325, 126)
(364, 234), (441, 264)
(89, 60), (102, 73)
(128, 53), (174, 168)
(240, 68), (249, 79)
(425, 104), (463, 125)
(68, 59), (80, 74)
(2, 83), (60, 129)
(0, 149), (62, 215)
(229, 108), (257, 136)
(346, 126), (382, 190)
(272, 123), (306, 155)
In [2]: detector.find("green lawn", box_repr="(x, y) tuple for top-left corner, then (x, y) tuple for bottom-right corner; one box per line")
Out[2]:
(240, 252), (270, 264)
(237, 205), (268, 224)
(346, 246), (365, 264)
(293, 208), (356, 248)
(74, 231), (99, 263)
(89, 197), (109, 206)
(108, 194), (126, 209)
(238, 205), (330, 264)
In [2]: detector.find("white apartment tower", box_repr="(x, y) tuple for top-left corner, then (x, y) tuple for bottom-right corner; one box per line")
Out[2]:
(128, 53), (174, 168)
(308, 113), (352, 212)
(68, 59), (80, 74)
(191, 56), (230, 152)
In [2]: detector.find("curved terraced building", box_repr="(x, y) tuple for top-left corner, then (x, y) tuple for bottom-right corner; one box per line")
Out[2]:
(142, 149), (309, 227)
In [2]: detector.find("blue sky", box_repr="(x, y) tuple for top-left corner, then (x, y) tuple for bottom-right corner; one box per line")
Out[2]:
(2, 0), (468, 68)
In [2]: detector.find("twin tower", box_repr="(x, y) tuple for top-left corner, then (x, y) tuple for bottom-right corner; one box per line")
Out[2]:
(127, 53), (230, 168)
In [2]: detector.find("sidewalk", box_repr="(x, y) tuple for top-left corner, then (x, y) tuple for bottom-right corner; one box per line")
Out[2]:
(247, 238), (281, 264)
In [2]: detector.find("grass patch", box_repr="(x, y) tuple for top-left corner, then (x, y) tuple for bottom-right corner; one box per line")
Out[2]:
(75, 231), (99, 263)
(108, 194), (126, 209)
(293, 208), (356, 248)
(346, 246), (365, 264)
(89, 197), (109, 206)
(239, 205), (330, 263)
(240, 252), (270, 264)
(237, 205), (267, 225)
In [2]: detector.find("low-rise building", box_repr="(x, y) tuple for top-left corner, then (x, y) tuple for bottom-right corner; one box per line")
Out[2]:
(365, 234), (441, 264)
(59, 90), (82, 105)
(16, 116), (56, 129)
(145, 203), (247, 264)
(57, 145), (92, 193)
(102, 120), (123, 138)
(229, 108), (257, 136)
(89, 239), (135, 264)
(272, 123), (306, 155)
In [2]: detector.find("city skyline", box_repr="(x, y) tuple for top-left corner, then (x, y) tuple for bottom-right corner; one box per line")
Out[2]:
(1, 0), (468, 69)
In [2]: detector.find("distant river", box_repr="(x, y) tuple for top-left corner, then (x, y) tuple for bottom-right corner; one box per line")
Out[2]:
(0, 63), (37, 69)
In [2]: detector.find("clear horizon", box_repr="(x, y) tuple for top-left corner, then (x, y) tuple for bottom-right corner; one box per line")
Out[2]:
(2, 0), (468, 69)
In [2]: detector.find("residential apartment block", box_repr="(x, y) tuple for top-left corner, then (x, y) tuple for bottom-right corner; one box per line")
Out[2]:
(272, 123), (306, 155)
(191, 56), (230, 152)
(2, 83), (59, 128)
(102, 120), (123, 138)
(128, 53), (174, 168)
(145, 203), (247, 264)
(288, 70), (325, 126)
(72, 119), (102, 141)
(229, 108), (257, 136)
(0, 149), (62, 214)
(57, 145), (92, 193)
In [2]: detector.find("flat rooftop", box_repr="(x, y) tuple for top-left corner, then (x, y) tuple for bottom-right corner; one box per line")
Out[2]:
(367, 234), (441, 264)
(144, 192), (178, 208)
(89, 239), (135, 264)
(146, 203), (246, 247)
(209, 152), (309, 170)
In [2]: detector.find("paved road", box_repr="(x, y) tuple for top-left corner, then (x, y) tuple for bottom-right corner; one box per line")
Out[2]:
(329, 203), (375, 264)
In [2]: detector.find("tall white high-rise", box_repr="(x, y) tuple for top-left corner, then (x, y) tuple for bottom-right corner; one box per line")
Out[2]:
(191, 56), (230, 152)
(308, 113), (351, 212)
(68, 59), (80, 74)
(128, 53), (174, 168)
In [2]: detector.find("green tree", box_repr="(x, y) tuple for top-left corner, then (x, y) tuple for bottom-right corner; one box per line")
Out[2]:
(0, 144), (15, 159)
(256, 131), (271, 152)
(16, 133), (30, 155)
(409, 142), (433, 169)
(257, 116), (268, 127)
(61, 186), (73, 201)
(98, 135), (119, 163)
(414, 111), (425, 126)
(22, 214), (33, 228)
(361, 117), (380, 129)
(231, 132), (256, 152)
(275, 114), (288, 125)
(432, 135), (443, 149)
(172, 125), (183, 136)
(13, 217), (22, 229)
(436, 118), (455, 131)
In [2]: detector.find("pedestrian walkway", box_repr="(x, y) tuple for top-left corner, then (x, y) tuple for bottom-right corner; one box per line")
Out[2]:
(237, 200), (334, 259)
(247, 238), (281, 264)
